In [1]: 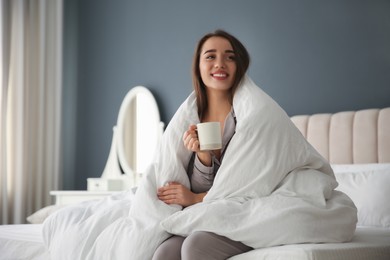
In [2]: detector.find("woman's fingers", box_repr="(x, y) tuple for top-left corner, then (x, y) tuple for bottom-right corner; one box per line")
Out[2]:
(158, 184), (179, 204)
(158, 183), (178, 197)
(183, 127), (200, 152)
(157, 182), (196, 207)
(188, 124), (197, 131)
(192, 140), (200, 151)
(183, 125), (197, 140)
(187, 135), (197, 149)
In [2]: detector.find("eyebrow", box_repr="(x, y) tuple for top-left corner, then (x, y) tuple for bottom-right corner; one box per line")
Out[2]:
(203, 49), (235, 55)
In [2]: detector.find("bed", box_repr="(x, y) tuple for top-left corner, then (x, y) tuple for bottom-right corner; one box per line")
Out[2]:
(0, 107), (389, 260)
(230, 107), (390, 259)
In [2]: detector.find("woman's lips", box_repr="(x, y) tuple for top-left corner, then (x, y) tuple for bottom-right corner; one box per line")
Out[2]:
(211, 71), (228, 80)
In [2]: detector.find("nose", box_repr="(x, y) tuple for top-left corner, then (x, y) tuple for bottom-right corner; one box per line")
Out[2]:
(214, 57), (225, 69)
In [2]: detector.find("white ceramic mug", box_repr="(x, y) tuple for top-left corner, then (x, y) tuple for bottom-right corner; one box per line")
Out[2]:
(196, 122), (222, 151)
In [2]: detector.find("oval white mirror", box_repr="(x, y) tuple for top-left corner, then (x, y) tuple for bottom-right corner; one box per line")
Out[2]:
(117, 86), (164, 186)
(100, 86), (164, 189)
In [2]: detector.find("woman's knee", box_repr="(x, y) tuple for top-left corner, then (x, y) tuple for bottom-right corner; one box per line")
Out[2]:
(152, 235), (184, 260)
(181, 231), (216, 260)
(181, 231), (252, 260)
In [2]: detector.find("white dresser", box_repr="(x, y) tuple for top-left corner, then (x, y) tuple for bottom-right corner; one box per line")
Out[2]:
(50, 190), (118, 206)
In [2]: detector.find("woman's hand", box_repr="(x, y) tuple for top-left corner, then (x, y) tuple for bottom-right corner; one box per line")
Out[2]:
(157, 182), (206, 207)
(183, 125), (201, 152)
(183, 125), (212, 166)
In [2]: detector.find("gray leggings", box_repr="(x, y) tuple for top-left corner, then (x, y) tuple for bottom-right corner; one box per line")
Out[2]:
(152, 232), (252, 260)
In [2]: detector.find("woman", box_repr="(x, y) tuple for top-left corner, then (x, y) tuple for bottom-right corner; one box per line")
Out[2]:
(43, 29), (356, 260)
(153, 30), (252, 260)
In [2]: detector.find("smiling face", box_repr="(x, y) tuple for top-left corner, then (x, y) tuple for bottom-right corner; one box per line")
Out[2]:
(199, 36), (237, 93)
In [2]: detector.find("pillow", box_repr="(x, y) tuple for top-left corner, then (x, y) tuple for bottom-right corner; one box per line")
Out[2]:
(331, 163), (390, 228)
(27, 204), (65, 224)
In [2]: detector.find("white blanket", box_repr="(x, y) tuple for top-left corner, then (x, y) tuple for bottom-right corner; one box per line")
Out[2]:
(43, 76), (357, 259)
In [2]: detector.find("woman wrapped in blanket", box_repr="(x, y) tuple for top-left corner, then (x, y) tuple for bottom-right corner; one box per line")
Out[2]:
(153, 30), (253, 260)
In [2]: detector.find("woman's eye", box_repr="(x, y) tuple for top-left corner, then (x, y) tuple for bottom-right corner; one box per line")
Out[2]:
(227, 55), (236, 61)
(205, 55), (215, 60)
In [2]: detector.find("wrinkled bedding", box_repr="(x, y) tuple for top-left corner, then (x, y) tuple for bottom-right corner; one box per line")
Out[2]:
(43, 76), (357, 259)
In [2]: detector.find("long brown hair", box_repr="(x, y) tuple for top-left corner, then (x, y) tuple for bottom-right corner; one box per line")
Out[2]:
(192, 30), (250, 118)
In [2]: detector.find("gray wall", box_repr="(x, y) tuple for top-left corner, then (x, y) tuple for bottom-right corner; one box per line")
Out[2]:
(62, 0), (390, 190)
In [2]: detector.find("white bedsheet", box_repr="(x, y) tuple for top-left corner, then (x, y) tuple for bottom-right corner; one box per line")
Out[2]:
(231, 227), (390, 260)
(0, 224), (49, 260)
(42, 76), (357, 259)
(1, 225), (389, 260)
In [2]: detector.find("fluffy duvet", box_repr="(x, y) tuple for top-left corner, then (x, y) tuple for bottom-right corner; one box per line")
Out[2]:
(43, 76), (357, 259)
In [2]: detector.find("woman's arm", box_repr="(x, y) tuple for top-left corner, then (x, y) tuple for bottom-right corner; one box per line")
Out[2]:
(158, 124), (212, 207)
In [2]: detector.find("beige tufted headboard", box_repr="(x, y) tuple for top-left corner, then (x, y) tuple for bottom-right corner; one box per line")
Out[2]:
(290, 107), (390, 164)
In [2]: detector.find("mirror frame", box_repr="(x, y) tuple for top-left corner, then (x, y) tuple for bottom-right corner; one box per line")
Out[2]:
(116, 86), (163, 185)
